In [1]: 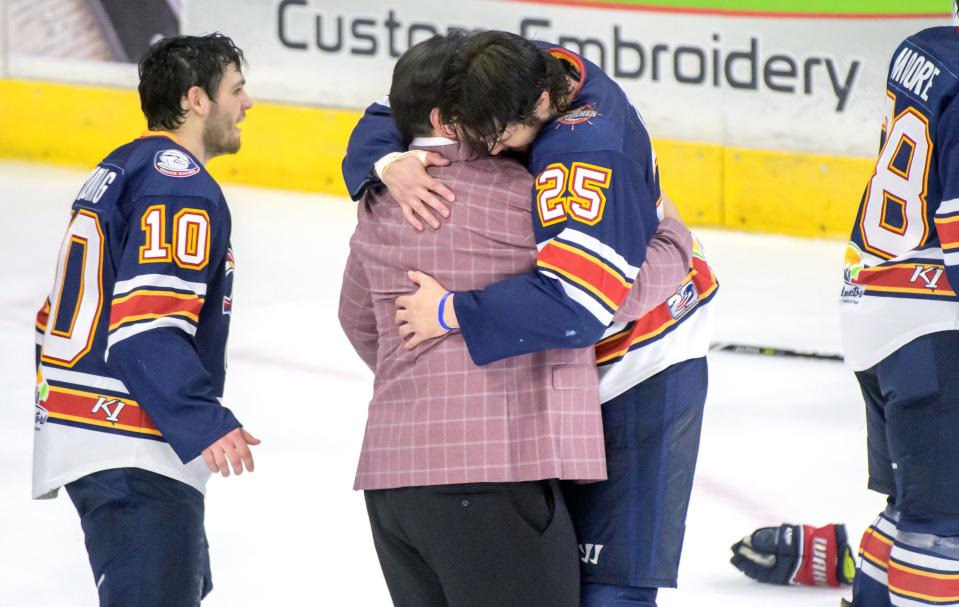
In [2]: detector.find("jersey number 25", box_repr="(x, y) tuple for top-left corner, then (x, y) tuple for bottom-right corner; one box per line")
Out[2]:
(536, 162), (612, 227)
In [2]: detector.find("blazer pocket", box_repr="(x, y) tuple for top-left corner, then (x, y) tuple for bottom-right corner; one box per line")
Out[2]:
(551, 365), (593, 390)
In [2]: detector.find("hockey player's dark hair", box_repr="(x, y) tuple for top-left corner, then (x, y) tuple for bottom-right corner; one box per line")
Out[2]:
(138, 33), (246, 131)
(436, 31), (571, 154)
(389, 33), (466, 141)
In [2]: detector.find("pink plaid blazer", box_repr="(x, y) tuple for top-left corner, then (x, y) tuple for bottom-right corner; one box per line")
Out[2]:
(340, 141), (607, 490)
(339, 142), (693, 491)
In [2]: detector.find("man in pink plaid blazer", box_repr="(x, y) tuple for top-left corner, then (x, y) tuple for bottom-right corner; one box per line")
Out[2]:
(338, 34), (693, 607)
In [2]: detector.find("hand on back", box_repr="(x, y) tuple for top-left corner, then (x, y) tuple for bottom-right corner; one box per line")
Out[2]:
(381, 152), (456, 231)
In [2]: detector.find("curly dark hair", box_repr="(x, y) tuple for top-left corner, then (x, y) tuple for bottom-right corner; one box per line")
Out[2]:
(138, 33), (246, 131)
(436, 31), (571, 154)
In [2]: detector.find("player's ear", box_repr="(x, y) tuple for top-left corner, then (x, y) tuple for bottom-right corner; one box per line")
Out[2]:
(429, 108), (456, 139)
(535, 90), (552, 119)
(183, 85), (210, 118)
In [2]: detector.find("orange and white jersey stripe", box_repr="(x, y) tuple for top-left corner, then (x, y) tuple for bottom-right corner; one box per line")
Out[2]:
(858, 510), (898, 589)
(841, 245), (959, 371)
(33, 364), (211, 498)
(106, 273), (206, 354)
(536, 227), (640, 326)
(889, 536), (959, 606)
(595, 250), (718, 402)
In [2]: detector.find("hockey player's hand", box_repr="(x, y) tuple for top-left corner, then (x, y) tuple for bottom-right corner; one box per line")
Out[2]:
(382, 153), (455, 231)
(730, 523), (855, 587)
(395, 271), (457, 349)
(202, 427), (261, 477)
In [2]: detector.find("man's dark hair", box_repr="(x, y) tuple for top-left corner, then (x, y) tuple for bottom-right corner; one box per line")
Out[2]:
(138, 33), (245, 131)
(389, 33), (465, 141)
(437, 31), (571, 154)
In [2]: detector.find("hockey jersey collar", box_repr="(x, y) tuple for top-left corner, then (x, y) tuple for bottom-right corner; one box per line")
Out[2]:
(547, 46), (587, 101)
(138, 130), (206, 171)
(139, 130), (184, 146)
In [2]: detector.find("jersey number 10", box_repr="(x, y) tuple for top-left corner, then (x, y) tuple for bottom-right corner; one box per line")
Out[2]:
(42, 205), (210, 367)
(140, 204), (211, 270)
(42, 210), (104, 366)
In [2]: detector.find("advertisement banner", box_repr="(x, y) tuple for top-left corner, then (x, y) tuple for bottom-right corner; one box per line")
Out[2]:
(5, 0), (179, 86)
(501, 0), (944, 15)
(0, 0), (953, 236)
(3, 0), (949, 155)
(185, 0), (946, 155)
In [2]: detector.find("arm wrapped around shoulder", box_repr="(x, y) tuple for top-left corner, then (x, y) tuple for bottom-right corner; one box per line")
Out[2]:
(730, 523), (855, 587)
(612, 217), (693, 322)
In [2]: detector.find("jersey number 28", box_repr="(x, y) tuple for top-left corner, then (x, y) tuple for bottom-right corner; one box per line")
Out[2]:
(860, 93), (932, 258)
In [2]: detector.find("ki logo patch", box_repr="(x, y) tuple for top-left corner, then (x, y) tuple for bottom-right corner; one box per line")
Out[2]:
(910, 264), (944, 290)
(579, 543), (604, 565)
(91, 397), (126, 423)
(667, 281), (700, 320)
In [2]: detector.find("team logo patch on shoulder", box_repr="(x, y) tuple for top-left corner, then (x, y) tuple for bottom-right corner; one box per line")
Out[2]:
(556, 104), (601, 130)
(667, 281), (700, 320)
(154, 149), (200, 178)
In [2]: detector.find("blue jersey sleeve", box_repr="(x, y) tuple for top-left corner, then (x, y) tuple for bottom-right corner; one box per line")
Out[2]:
(454, 149), (659, 364)
(342, 100), (406, 200)
(935, 103), (959, 294)
(105, 194), (240, 463)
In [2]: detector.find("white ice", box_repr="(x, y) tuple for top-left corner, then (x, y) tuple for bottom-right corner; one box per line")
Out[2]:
(0, 160), (880, 606)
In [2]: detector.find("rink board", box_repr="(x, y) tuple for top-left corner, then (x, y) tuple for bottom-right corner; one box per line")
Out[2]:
(0, 78), (874, 236)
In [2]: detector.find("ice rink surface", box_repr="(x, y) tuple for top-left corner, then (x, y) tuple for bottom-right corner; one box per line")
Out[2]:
(0, 160), (880, 606)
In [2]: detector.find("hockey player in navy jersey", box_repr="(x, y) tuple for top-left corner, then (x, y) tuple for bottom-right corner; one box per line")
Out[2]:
(343, 31), (717, 607)
(33, 34), (257, 607)
(839, 6), (959, 606)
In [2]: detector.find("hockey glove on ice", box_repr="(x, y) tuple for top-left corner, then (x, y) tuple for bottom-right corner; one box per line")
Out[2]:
(730, 523), (855, 587)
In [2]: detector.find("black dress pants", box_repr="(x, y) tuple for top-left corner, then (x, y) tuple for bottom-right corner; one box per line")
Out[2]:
(365, 479), (579, 607)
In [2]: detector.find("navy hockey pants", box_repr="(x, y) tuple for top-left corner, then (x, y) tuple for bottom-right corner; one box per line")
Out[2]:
(857, 330), (959, 530)
(851, 332), (959, 606)
(66, 467), (212, 607)
(564, 356), (708, 595)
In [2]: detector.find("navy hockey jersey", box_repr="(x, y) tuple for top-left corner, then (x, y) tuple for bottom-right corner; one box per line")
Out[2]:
(841, 27), (959, 370)
(343, 42), (717, 400)
(33, 132), (240, 498)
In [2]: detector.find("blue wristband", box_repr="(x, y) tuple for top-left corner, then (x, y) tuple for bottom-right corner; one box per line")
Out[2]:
(438, 291), (455, 332)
